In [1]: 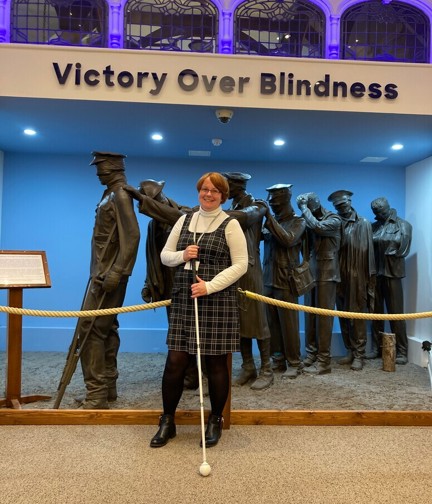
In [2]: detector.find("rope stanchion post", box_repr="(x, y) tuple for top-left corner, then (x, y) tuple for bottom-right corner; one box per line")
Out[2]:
(382, 332), (396, 372)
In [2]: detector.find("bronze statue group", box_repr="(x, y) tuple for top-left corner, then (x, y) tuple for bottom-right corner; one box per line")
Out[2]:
(65, 152), (412, 448)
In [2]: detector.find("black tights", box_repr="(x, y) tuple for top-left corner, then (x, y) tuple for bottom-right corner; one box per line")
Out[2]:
(162, 350), (229, 417)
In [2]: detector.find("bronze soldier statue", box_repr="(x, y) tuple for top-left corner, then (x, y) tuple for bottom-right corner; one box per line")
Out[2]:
(222, 172), (273, 390)
(77, 152), (140, 408)
(367, 197), (412, 364)
(297, 192), (342, 375)
(262, 184), (306, 378)
(123, 181), (199, 388)
(328, 190), (376, 371)
(137, 180), (188, 306)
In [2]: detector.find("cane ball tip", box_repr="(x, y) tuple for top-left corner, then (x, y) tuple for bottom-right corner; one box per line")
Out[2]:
(199, 462), (211, 477)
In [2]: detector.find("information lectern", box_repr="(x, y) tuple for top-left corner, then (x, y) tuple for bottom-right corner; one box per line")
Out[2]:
(0, 251), (51, 408)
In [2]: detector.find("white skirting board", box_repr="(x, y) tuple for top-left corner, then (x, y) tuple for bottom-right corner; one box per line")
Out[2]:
(428, 353), (432, 389)
(408, 335), (430, 368)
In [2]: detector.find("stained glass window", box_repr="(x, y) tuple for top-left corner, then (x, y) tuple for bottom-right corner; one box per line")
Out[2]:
(341, 0), (430, 63)
(234, 0), (325, 58)
(124, 0), (218, 52)
(10, 0), (106, 46)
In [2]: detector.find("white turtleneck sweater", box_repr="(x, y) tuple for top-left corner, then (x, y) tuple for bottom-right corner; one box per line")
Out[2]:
(161, 206), (248, 295)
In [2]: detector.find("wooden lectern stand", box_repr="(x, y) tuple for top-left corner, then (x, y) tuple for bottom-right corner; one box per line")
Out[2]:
(0, 251), (52, 409)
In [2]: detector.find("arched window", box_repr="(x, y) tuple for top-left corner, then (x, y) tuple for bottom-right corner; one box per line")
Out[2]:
(234, 0), (325, 58)
(10, 0), (107, 46)
(341, 0), (430, 63)
(124, 0), (218, 52)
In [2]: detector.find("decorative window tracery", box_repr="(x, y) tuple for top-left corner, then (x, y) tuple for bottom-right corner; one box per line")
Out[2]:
(10, 0), (107, 46)
(124, 0), (218, 52)
(234, 0), (325, 58)
(341, 0), (430, 63)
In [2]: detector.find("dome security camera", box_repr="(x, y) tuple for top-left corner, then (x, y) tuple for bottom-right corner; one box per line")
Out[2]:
(215, 109), (234, 124)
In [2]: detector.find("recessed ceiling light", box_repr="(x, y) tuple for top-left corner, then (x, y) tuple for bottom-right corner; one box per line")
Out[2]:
(274, 139), (285, 146)
(151, 133), (163, 141)
(23, 128), (36, 136)
(391, 143), (404, 151)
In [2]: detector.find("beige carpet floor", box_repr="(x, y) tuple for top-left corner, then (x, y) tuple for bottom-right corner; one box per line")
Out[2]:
(1, 352), (432, 503)
(1, 424), (431, 504)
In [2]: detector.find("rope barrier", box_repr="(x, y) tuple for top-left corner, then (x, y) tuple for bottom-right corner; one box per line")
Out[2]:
(238, 289), (432, 321)
(0, 289), (430, 321)
(0, 299), (171, 318)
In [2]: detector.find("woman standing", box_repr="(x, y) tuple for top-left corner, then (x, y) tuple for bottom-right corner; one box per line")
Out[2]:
(150, 172), (248, 448)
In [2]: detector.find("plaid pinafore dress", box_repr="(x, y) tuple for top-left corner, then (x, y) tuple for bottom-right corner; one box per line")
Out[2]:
(166, 212), (240, 355)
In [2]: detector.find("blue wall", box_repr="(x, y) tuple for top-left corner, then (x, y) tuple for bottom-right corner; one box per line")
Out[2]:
(0, 152), (406, 355)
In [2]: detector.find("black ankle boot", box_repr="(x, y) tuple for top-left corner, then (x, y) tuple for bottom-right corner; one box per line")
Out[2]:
(150, 414), (176, 448)
(202, 414), (223, 448)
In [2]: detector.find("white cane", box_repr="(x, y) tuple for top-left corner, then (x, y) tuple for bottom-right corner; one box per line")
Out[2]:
(192, 260), (211, 477)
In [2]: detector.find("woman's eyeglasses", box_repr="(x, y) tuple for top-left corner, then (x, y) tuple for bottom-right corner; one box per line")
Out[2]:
(200, 188), (221, 195)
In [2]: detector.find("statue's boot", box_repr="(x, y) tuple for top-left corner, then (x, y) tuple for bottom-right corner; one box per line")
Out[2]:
(338, 350), (354, 365)
(250, 339), (274, 390)
(234, 338), (257, 386)
(79, 337), (109, 409)
(234, 359), (257, 386)
(271, 353), (287, 372)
